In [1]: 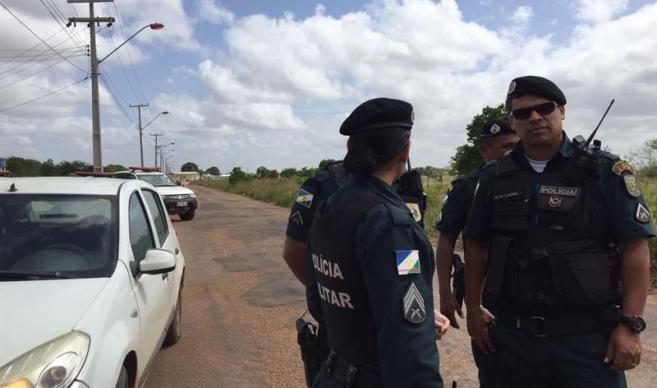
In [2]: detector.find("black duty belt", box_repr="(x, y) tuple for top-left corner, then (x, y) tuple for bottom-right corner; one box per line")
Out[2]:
(325, 350), (381, 388)
(497, 311), (602, 337)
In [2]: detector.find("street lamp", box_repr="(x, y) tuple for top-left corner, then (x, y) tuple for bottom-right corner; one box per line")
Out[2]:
(135, 110), (168, 168)
(91, 22), (164, 172)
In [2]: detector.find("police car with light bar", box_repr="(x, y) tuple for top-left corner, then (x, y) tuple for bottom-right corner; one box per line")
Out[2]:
(115, 167), (197, 221)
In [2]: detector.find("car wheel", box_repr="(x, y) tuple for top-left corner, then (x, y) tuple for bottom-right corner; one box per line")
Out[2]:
(180, 208), (195, 221)
(115, 366), (129, 388)
(164, 291), (182, 346)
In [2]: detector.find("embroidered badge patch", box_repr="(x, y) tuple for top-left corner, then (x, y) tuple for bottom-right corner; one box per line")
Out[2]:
(490, 123), (501, 134)
(396, 250), (421, 275)
(612, 160), (636, 176)
(406, 203), (422, 222)
(538, 186), (578, 197)
(548, 195), (562, 208)
(636, 203), (651, 223)
(402, 282), (426, 324)
(295, 188), (314, 208)
(623, 174), (641, 198)
(289, 211), (303, 227)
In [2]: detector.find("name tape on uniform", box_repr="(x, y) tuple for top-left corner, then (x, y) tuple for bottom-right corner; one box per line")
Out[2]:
(396, 250), (421, 275)
(295, 188), (314, 208)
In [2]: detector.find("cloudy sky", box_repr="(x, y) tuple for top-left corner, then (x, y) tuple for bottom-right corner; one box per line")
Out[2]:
(0, 0), (656, 173)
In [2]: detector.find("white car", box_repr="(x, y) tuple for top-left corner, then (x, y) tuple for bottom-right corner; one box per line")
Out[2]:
(115, 169), (197, 221)
(0, 177), (185, 388)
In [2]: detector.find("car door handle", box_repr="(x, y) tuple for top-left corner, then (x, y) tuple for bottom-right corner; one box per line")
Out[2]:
(162, 273), (169, 280)
(175, 248), (180, 255)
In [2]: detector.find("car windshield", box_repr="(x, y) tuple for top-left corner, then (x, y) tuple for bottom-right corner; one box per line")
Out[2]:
(0, 195), (117, 280)
(138, 174), (177, 187)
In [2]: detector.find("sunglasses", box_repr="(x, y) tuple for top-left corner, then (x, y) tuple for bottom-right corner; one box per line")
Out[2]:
(510, 101), (558, 120)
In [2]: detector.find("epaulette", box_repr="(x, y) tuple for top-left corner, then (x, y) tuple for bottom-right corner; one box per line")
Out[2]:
(383, 202), (413, 226)
(312, 168), (335, 184)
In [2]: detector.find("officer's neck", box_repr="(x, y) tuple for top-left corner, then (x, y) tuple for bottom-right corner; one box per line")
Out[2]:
(523, 134), (563, 162)
(372, 167), (400, 186)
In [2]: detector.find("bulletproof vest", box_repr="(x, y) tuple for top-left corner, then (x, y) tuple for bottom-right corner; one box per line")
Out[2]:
(485, 154), (620, 316)
(309, 194), (385, 369)
(395, 169), (427, 227)
(454, 168), (480, 212)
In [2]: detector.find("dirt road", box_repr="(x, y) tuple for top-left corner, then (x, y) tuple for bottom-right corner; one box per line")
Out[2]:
(146, 185), (657, 387)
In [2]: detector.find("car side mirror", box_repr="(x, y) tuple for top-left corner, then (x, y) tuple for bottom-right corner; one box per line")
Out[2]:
(139, 249), (176, 275)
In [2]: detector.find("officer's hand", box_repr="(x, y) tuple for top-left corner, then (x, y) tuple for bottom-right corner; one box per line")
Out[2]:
(439, 291), (463, 329)
(434, 310), (451, 340)
(604, 325), (641, 371)
(466, 305), (495, 354)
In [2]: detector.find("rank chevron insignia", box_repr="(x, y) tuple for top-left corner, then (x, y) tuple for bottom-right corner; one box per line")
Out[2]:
(402, 282), (426, 324)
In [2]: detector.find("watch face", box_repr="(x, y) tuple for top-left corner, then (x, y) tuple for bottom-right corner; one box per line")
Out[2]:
(623, 316), (646, 333)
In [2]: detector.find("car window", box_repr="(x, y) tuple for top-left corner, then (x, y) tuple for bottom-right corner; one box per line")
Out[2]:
(128, 192), (155, 263)
(137, 174), (177, 187)
(142, 189), (169, 245)
(115, 173), (136, 179)
(0, 194), (117, 278)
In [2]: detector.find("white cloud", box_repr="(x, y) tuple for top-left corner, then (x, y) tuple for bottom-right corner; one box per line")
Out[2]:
(197, 0), (234, 24)
(575, 0), (628, 22)
(510, 6), (533, 25)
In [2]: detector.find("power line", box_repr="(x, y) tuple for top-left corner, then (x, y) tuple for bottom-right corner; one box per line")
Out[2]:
(0, 0), (87, 73)
(0, 33), (84, 80)
(0, 75), (88, 113)
(99, 73), (135, 123)
(113, 1), (148, 103)
(40, 0), (87, 55)
(0, 53), (85, 91)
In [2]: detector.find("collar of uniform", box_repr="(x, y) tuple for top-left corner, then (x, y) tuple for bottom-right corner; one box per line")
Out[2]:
(352, 175), (407, 208)
(511, 131), (573, 165)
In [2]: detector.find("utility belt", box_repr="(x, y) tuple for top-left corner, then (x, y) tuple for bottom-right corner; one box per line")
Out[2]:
(486, 237), (620, 309)
(496, 305), (621, 338)
(324, 350), (382, 388)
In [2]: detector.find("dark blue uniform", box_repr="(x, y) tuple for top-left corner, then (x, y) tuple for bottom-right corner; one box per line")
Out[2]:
(464, 135), (655, 388)
(436, 168), (506, 388)
(309, 175), (442, 388)
(436, 169), (480, 234)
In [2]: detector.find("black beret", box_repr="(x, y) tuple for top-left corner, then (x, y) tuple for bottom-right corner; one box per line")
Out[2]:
(506, 75), (566, 108)
(340, 97), (413, 136)
(479, 119), (515, 140)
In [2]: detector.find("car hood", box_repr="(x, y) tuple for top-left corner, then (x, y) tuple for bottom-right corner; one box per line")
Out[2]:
(154, 186), (195, 196)
(0, 278), (108, 366)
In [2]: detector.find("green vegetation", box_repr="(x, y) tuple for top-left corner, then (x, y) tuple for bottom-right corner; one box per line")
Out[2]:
(450, 104), (506, 175)
(200, 177), (299, 208)
(3, 157), (125, 176)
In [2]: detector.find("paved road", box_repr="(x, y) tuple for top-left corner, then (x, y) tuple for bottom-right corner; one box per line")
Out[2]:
(146, 185), (657, 387)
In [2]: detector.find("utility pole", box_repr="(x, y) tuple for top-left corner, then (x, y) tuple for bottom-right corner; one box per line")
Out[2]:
(68, 0), (114, 172)
(129, 103), (148, 167)
(151, 132), (162, 166)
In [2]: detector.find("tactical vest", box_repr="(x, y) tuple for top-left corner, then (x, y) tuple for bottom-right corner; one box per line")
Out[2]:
(485, 155), (621, 316)
(309, 194), (385, 370)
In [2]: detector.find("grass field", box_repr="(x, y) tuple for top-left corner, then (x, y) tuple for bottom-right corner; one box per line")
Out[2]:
(198, 175), (657, 286)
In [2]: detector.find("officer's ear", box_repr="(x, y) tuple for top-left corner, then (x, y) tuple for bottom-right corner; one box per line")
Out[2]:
(399, 140), (410, 164)
(559, 105), (565, 120)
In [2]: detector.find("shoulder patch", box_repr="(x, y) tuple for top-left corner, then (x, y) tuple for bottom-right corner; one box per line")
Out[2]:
(289, 210), (303, 227)
(636, 203), (651, 223)
(295, 188), (314, 208)
(396, 250), (421, 275)
(405, 202), (422, 222)
(623, 175), (641, 198)
(612, 160), (636, 176)
(402, 282), (426, 324)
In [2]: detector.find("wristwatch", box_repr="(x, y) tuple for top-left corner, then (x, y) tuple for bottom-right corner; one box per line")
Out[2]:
(619, 314), (646, 333)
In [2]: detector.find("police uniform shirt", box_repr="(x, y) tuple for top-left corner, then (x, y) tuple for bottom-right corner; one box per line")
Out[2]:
(309, 175), (442, 387)
(464, 134), (656, 242)
(285, 166), (343, 242)
(436, 169), (480, 234)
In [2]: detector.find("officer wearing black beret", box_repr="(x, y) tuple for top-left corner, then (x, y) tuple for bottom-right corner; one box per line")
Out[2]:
(435, 119), (517, 387)
(308, 97), (444, 387)
(464, 75), (655, 387)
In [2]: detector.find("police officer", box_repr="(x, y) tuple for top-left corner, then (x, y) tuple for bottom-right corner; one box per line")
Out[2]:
(437, 119), (518, 327)
(436, 119), (517, 387)
(464, 75), (655, 387)
(309, 98), (444, 387)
